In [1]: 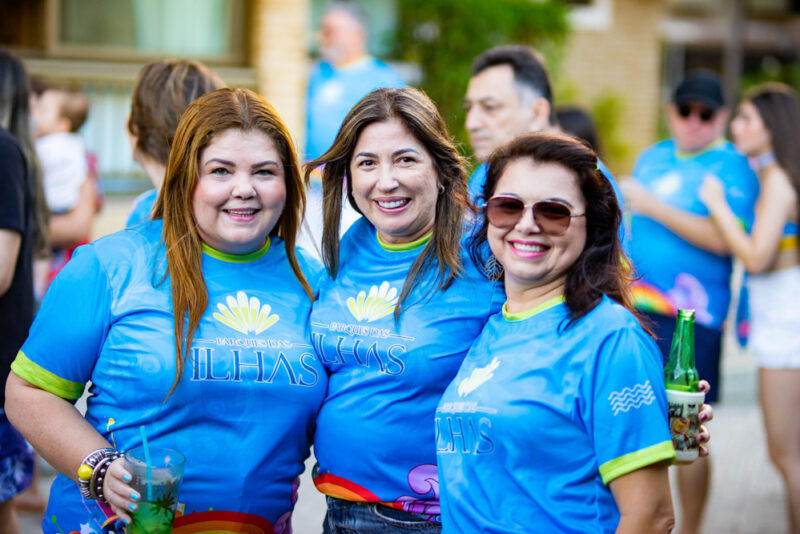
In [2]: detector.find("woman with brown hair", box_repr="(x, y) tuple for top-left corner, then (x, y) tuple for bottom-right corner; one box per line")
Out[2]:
(307, 87), (503, 533)
(6, 88), (325, 533)
(438, 132), (679, 533)
(125, 59), (225, 226)
(700, 82), (800, 533)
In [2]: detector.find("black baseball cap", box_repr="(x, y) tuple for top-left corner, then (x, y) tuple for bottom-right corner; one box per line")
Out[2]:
(672, 70), (725, 110)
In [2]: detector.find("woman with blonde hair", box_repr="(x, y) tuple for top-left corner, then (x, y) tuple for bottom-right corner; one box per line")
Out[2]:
(701, 82), (800, 533)
(6, 88), (325, 533)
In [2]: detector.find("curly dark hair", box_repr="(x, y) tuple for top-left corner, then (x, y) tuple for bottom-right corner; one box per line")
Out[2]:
(468, 132), (636, 327)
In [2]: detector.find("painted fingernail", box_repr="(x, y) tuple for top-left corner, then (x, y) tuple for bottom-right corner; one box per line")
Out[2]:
(123, 517), (131, 525)
(123, 474), (131, 482)
(128, 503), (137, 512)
(130, 492), (140, 501)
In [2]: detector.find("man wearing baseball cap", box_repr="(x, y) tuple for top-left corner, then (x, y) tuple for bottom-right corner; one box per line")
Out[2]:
(621, 70), (759, 534)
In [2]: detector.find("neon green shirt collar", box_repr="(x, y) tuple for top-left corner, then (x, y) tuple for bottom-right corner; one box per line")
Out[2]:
(201, 237), (271, 263)
(676, 138), (726, 160)
(503, 295), (566, 322)
(376, 230), (432, 252)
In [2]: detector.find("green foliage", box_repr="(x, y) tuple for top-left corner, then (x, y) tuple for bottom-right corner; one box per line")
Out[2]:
(590, 91), (631, 172)
(555, 79), (634, 172)
(395, 0), (569, 159)
(741, 58), (800, 95)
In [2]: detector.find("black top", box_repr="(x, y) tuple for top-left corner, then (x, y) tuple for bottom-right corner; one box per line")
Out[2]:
(0, 128), (34, 406)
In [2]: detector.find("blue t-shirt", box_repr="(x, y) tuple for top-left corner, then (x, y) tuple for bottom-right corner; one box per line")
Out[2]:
(437, 296), (675, 533)
(12, 220), (326, 534)
(311, 217), (503, 520)
(125, 188), (158, 227)
(305, 56), (405, 161)
(628, 139), (758, 329)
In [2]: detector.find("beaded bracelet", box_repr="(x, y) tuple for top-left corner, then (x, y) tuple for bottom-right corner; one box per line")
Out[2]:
(77, 448), (121, 503)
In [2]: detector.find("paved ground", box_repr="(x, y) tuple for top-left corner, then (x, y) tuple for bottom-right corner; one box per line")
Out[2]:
(17, 198), (790, 533)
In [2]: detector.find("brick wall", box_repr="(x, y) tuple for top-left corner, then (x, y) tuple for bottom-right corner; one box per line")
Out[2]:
(252, 0), (311, 151)
(561, 0), (666, 174)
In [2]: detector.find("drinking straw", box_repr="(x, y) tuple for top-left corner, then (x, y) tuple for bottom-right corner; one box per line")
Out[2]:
(139, 425), (153, 501)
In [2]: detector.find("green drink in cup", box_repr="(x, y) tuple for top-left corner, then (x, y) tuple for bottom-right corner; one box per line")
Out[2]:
(123, 446), (185, 534)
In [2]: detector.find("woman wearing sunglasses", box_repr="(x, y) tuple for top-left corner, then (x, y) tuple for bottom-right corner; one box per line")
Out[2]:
(305, 87), (503, 533)
(700, 83), (800, 533)
(437, 132), (685, 533)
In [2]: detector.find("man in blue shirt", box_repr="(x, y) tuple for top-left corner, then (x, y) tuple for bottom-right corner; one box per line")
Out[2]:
(622, 71), (758, 534)
(464, 45), (620, 203)
(305, 3), (405, 162)
(301, 3), (405, 259)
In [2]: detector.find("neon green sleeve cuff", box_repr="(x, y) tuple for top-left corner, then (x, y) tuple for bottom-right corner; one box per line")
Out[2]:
(599, 441), (676, 485)
(10, 351), (85, 400)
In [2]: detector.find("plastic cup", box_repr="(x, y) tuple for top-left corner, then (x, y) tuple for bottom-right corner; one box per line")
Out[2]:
(666, 389), (705, 462)
(123, 446), (185, 534)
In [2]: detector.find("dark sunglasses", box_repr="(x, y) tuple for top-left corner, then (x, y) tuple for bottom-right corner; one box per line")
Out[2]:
(677, 103), (715, 122)
(485, 195), (585, 234)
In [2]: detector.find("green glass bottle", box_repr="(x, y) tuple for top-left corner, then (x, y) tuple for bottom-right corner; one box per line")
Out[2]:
(664, 309), (700, 392)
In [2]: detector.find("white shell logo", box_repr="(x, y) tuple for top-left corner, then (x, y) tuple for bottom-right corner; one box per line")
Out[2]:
(458, 358), (500, 397)
(213, 291), (279, 334)
(347, 282), (398, 322)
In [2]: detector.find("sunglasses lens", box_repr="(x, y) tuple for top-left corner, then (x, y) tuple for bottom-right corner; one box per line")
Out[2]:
(534, 202), (572, 233)
(486, 197), (524, 228)
(677, 103), (714, 122)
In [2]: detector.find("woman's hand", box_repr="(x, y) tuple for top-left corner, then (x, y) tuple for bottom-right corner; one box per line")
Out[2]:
(697, 379), (714, 458)
(698, 174), (728, 217)
(102, 458), (140, 526)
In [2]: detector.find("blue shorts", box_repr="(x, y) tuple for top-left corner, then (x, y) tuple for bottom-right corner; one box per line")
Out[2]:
(323, 497), (441, 534)
(642, 312), (721, 403)
(0, 409), (35, 503)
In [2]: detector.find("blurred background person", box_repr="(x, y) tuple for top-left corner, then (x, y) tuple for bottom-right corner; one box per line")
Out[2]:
(0, 49), (47, 534)
(556, 105), (601, 156)
(620, 70), (759, 534)
(463, 45), (622, 205)
(305, 2), (405, 163)
(700, 83), (800, 534)
(300, 2), (406, 258)
(30, 84), (99, 298)
(124, 59), (225, 227)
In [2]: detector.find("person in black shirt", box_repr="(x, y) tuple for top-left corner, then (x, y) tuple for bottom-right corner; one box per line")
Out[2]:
(0, 50), (46, 534)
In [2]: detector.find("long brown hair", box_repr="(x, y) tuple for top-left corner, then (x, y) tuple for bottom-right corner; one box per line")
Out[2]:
(0, 50), (48, 256)
(305, 87), (468, 317)
(128, 59), (225, 165)
(152, 88), (312, 397)
(746, 83), (800, 220)
(468, 132), (635, 326)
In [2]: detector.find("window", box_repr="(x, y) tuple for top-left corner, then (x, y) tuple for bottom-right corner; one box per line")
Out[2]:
(51, 0), (247, 64)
